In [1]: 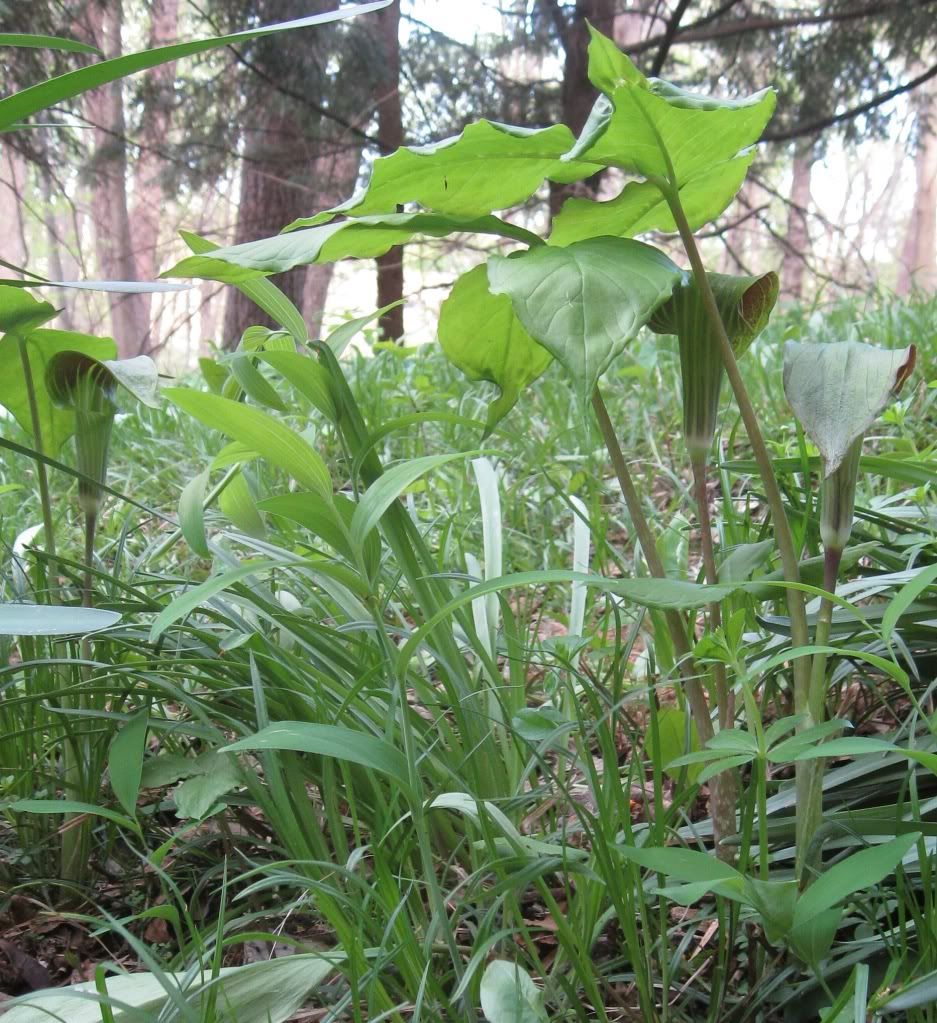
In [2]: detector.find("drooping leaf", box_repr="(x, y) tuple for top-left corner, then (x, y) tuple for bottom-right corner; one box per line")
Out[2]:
(165, 213), (542, 284)
(288, 121), (603, 225)
(0, 328), (116, 453)
(487, 237), (682, 401)
(782, 341), (916, 476)
(181, 230), (307, 344)
(438, 264), (552, 431)
(0, 2), (392, 132)
(223, 722), (411, 791)
(164, 388), (332, 497)
(0, 603), (120, 636)
(551, 151), (755, 245)
(479, 961), (547, 1023)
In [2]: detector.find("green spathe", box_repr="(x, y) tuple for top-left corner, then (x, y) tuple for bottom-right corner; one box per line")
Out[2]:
(648, 271), (778, 457)
(782, 340), (916, 477)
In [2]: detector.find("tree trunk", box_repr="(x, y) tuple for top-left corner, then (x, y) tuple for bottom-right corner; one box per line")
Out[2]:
(542, 0), (616, 215)
(898, 76), (937, 295)
(372, 3), (404, 342)
(1, 147), (29, 273)
(781, 138), (816, 301)
(82, 0), (149, 357)
(222, 111), (316, 347)
(131, 0), (179, 323)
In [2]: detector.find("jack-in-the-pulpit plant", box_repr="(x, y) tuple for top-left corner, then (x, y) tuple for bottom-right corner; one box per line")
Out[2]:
(156, 20), (925, 1008)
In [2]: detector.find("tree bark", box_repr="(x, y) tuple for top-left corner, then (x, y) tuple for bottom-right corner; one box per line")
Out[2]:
(131, 0), (179, 323)
(372, 3), (404, 342)
(781, 138), (816, 301)
(542, 0), (616, 215)
(898, 75), (937, 295)
(82, 0), (149, 358)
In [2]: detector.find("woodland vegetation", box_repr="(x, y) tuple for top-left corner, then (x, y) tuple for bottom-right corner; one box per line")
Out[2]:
(0, 2), (936, 1022)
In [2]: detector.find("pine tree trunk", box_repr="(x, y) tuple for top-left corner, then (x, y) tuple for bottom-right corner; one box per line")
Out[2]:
(372, 3), (404, 342)
(83, 0), (149, 358)
(898, 76), (937, 295)
(543, 0), (616, 216)
(781, 138), (816, 301)
(131, 0), (179, 328)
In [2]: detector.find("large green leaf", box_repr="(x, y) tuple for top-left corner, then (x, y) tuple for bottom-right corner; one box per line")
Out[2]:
(0, 328), (116, 453)
(487, 237), (682, 401)
(0, 285), (57, 335)
(287, 121), (603, 225)
(223, 722), (411, 791)
(555, 26), (774, 231)
(480, 961), (547, 1023)
(165, 388), (332, 498)
(165, 213), (541, 283)
(437, 264), (552, 431)
(3, 953), (342, 1023)
(0, 2), (391, 131)
(564, 53), (775, 184)
(783, 341), (916, 475)
(792, 832), (920, 930)
(550, 151), (755, 245)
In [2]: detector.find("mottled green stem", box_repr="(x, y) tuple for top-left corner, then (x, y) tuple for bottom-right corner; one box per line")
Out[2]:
(692, 455), (738, 858)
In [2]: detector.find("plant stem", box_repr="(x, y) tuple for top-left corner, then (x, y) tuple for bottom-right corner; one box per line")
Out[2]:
(691, 456), (738, 854)
(663, 187), (811, 684)
(797, 547), (842, 880)
(17, 337), (58, 596)
(591, 389), (740, 857)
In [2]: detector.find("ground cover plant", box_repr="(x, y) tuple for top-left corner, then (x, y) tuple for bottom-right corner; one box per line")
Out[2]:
(1, 10), (937, 1023)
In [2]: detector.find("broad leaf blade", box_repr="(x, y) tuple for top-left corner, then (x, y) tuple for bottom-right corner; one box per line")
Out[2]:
(480, 961), (546, 1023)
(165, 213), (541, 283)
(0, 328), (116, 453)
(487, 237), (682, 401)
(438, 264), (552, 431)
(291, 121), (603, 224)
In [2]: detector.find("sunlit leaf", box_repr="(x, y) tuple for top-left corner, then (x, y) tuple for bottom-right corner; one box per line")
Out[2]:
(438, 264), (552, 431)
(487, 237), (682, 401)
